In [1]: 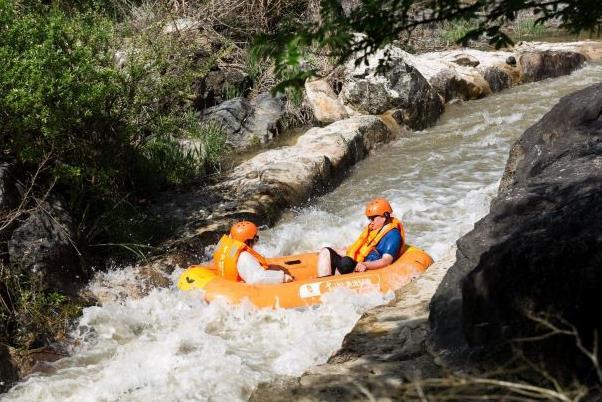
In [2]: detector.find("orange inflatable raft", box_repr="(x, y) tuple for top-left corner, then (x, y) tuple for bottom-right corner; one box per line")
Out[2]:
(177, 245), (433, 309)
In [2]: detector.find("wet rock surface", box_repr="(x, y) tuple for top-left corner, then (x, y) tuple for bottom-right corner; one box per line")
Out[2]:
(430, 83), (602, 379)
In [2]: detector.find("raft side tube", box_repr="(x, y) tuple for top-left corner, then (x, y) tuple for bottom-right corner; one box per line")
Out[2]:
(177, 266), (218, 291)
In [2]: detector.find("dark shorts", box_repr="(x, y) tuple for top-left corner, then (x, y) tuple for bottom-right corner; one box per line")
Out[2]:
(325, 247), (357, 275)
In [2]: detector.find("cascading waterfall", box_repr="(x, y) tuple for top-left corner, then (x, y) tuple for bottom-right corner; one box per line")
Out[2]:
(3, 63), (601, 402)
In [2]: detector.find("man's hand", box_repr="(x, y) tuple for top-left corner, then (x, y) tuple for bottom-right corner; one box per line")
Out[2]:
(283, 273), (294, 283)
(354, 262), (368, 272)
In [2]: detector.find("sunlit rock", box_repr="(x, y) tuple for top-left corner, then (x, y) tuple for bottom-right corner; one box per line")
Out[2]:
(411, 48), (517, 101)
(339, 46), (444, 130)
(304, 79), (348, 124)
(408, 41), (602, 102)
(223, 115), (394, 207)
(429, 67), (492, 101)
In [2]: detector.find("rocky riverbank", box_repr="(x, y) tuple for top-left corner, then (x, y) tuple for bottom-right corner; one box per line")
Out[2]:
(249, 81), (602, 401)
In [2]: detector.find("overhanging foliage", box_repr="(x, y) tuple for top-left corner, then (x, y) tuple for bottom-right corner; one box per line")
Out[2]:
(253, 0), (602, 91)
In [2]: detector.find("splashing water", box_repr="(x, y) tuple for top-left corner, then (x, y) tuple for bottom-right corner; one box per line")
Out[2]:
(4, 63), (602, 401)
(4, 269), (387, 402)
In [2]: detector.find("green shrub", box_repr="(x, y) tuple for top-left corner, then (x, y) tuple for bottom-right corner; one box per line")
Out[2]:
(194, 120), (228, 169)
(0, 1), (227, 246)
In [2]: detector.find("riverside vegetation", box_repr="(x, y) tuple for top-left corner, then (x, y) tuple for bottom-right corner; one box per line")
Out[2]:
(0, 0), (315, 374)
(0, 0), (595, 393)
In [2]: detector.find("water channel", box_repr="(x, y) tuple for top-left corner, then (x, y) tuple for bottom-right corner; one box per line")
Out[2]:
(3, 62), (601, 402)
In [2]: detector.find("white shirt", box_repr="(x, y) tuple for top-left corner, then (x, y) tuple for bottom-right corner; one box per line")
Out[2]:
(237, 251), (284, 284)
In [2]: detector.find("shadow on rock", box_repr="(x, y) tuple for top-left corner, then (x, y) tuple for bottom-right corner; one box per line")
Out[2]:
(429, 83), (602, 384)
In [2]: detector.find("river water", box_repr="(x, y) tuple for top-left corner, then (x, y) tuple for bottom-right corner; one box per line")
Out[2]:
(3, 63), (601, 402)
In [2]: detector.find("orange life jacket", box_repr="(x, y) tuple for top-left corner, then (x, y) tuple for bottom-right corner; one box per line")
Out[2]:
(346, 218), (405, 262)
(213, 235), (269, 282)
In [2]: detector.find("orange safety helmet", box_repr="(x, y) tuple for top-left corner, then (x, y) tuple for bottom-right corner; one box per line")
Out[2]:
(365, 198), (393, 217)
(229, 221), (258, 242)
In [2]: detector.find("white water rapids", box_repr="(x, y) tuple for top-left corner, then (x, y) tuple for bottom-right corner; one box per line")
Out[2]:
(3, 63), (602, 402)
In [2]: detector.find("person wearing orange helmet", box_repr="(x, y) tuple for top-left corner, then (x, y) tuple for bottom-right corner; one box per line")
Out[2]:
(213, 221), (294, 284)
(317, 198), (405, 276)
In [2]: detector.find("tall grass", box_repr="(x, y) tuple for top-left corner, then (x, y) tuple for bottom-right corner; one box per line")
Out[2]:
(439, 18), (480, 45)
(513, 16), (547, 40)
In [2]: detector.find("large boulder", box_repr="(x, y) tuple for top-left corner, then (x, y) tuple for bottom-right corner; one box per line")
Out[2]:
(201, 93), (284, 152)
(429, 83), (602, 380)
(429, 68), (492, 102)
(340, 47), (444, 130)
(8, 196), (86, 294)
(411, 49), (517, 101)
(519, 50), (587, 83)
(221, 115), (395, 209)
(409, 42), (602, 102)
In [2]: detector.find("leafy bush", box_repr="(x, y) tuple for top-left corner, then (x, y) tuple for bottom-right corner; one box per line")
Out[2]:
(0, 1), (226, 246)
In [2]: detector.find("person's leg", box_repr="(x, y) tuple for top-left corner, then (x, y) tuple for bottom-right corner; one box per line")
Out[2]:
(317, 247), (343, 277)
(317, 248), (331, 277)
